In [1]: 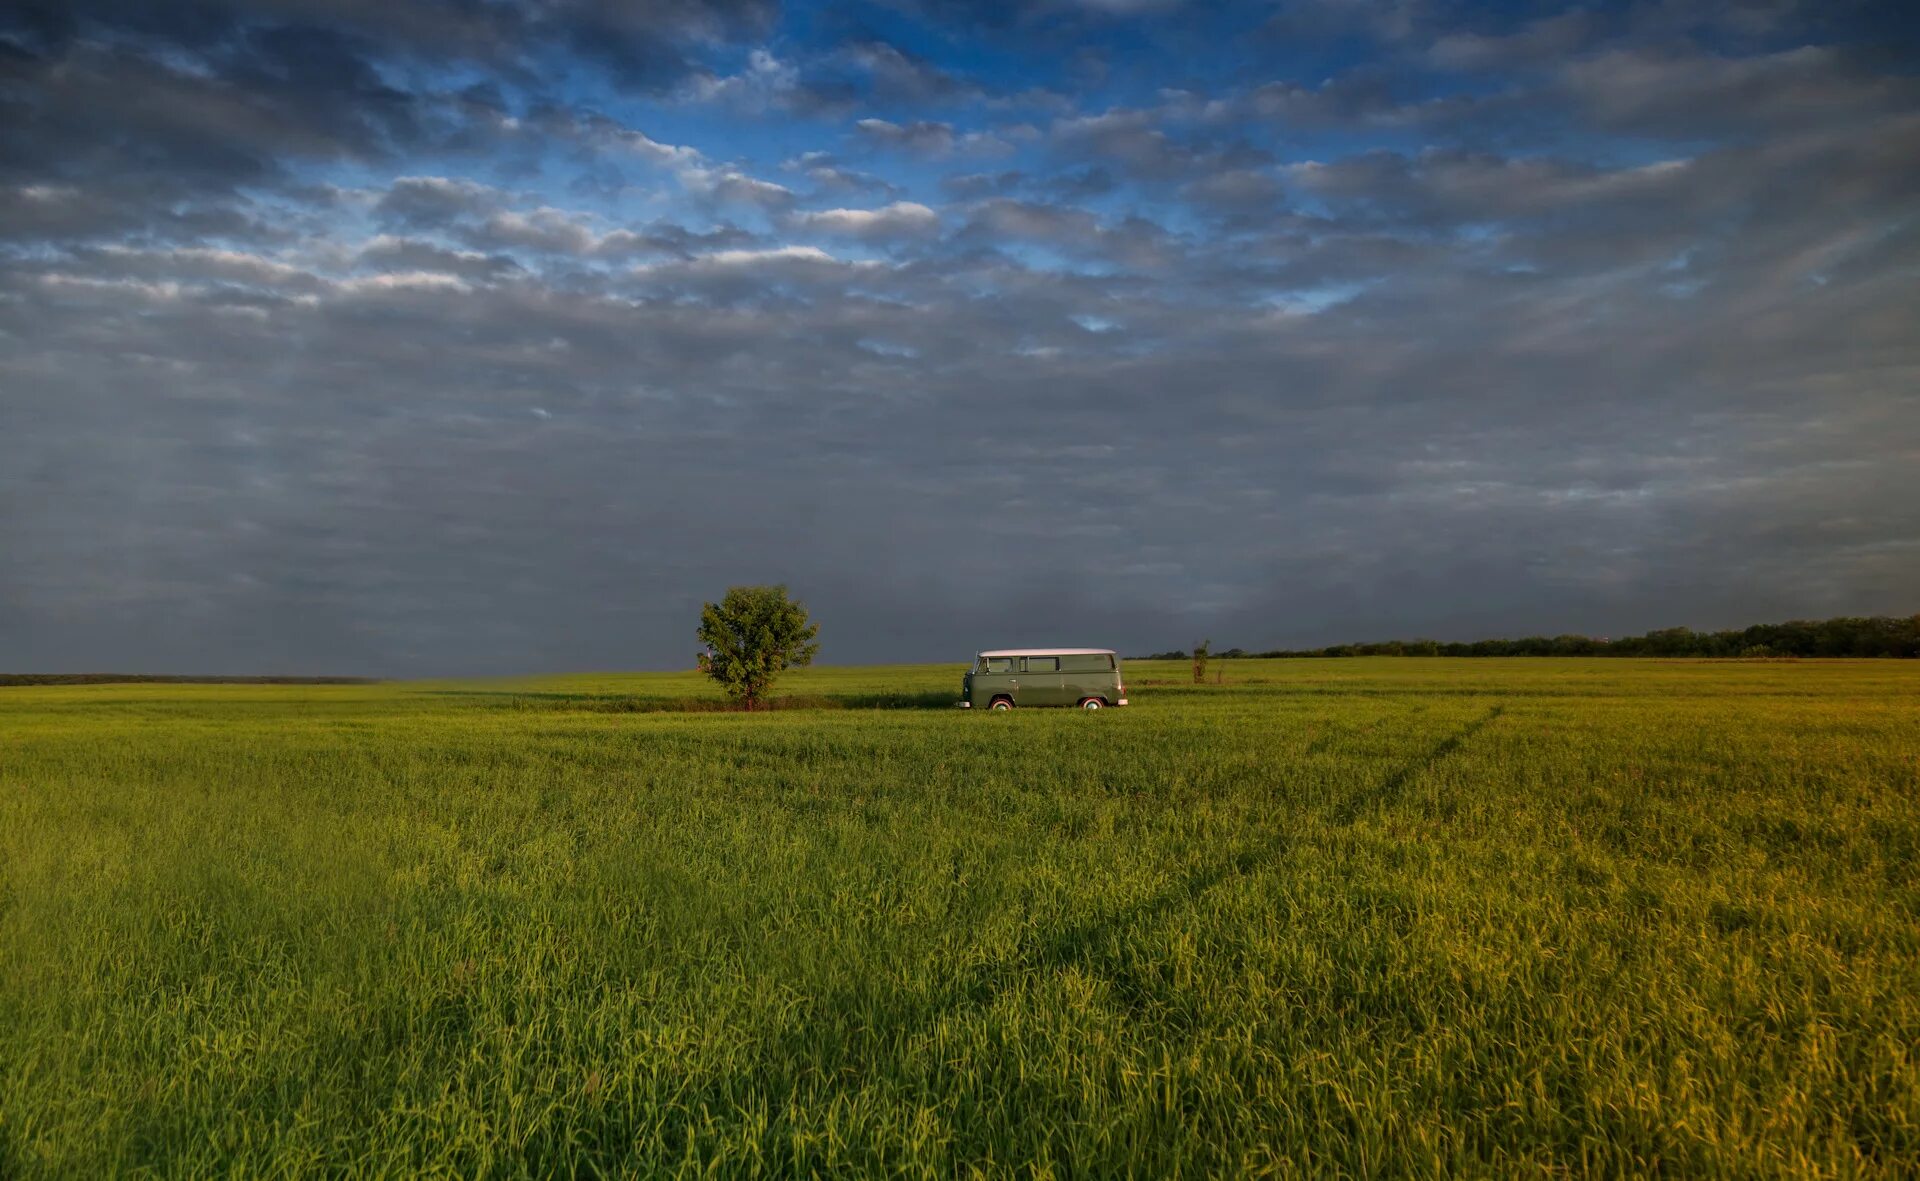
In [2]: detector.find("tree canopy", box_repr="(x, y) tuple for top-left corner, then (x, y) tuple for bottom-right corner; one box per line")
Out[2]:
(1144, 614), (1920, 660)
(695, 585), (821, 709)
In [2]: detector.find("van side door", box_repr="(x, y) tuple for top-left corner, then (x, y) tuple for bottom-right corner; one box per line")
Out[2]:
(1020, 655), (1067, 705)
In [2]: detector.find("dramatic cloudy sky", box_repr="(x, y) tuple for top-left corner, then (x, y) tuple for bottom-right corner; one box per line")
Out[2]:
(2, 1), (1915, 674)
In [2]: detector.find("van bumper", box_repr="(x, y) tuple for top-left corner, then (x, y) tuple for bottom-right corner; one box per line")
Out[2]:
(956, 700), (971, 708)
(1117, 698), (1128, 706)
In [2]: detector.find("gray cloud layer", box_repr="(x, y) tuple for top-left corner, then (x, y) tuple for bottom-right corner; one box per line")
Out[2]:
(2, 1), (1916, 674)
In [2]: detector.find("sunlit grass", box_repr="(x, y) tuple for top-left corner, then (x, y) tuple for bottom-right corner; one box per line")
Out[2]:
(2, 659), (1916, 1175)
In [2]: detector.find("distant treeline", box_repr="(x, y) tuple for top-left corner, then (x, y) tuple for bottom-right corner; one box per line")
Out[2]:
(1138, 615), (1920, 661)
(0, 674), (379, 686)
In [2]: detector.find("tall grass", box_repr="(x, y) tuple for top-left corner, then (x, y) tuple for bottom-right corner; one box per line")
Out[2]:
(2, 659), (1916, 1176)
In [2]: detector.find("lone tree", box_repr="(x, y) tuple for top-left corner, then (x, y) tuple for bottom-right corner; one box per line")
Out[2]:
(696, 585), (821, 710)
(1192, 638), (1211, 685)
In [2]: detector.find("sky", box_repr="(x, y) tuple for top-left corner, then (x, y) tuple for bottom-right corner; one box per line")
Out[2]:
(2, 0), (1916, 676)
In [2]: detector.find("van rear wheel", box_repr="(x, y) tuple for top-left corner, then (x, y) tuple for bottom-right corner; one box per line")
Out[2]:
(989, 697), (1014, 711)
(1079, 698), (1104, 710)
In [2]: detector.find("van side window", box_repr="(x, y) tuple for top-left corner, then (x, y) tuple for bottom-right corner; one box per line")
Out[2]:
(1059, 653), (1113, 672)
(984, 657), (1015, 674)
(1023, 656), (1059, 673)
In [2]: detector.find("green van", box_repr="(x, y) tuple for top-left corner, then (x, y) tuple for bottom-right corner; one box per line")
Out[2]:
(960, 648), (1128, 711)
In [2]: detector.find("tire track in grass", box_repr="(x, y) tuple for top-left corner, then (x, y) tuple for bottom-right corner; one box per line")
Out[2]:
(636, 702), (1515, 1143)
(904, 704), (1511, 1026)
(1326, 704), (1504, 826)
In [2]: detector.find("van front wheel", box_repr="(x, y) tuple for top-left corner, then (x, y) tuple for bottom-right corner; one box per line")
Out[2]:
(989, 697), (1014, 711)
(1079, 698), (1104, 710)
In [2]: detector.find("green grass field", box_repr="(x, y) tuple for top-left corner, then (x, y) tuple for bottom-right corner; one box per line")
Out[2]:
(2, 659), (1917, 1177)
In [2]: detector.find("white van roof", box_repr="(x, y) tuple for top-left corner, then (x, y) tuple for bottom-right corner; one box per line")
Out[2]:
(977, 648), (1116, 657)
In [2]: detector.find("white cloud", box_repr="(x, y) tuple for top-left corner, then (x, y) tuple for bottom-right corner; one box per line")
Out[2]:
(548, 110), (706, 171)
(789, 202), (939, 237)
(681, 167), (797, 211)
(337, 271), (472, 293)
(477, 209), (600, 255)
(17, 184), (80, 203)
(700, 245), (840, 266)
(855, 118), (957, 156)
(93, 245), (308, 286)
(613, 129), (705, 168)
(36, 273), (185, 300)
(680, 49), (798, 110)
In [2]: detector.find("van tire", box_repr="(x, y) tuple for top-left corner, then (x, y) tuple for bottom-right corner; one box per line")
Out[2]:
(1079, 697), (1104, 710)
(989, 697), (1014, 711)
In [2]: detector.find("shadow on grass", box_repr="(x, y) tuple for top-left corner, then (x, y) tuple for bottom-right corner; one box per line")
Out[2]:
(938, 704), (1508, 1016)
(0, 673), (380, 686)
(420, 689), (960, 713)
(513, 702), (1512, 1171)
(1327, 703), (1504, 825)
